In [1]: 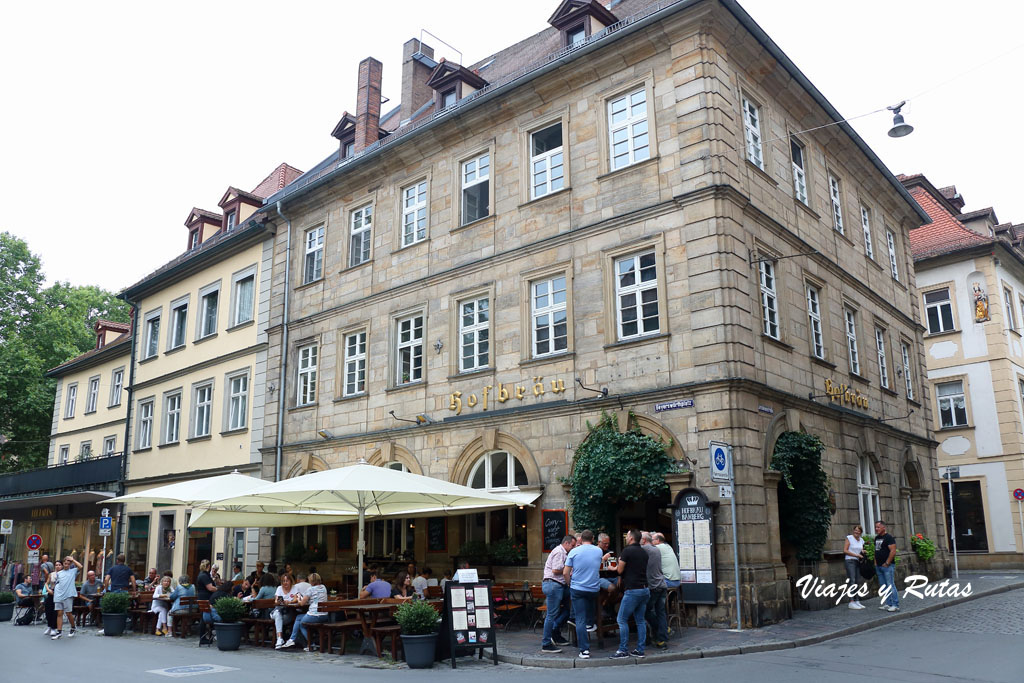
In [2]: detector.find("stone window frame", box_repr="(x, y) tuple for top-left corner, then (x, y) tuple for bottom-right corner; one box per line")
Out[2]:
(222, 367), (250, 433)
(754, 248), (782, 342)
(1002, 282), (1018, 333)
(521, 109), (570, 203)
(161, 388), (183, 446)
(296, 342), (319, 407)
(874, 323), (891, 390)
(856, 454), (881, 534)
(601, 233), (669, 347)
(189, 379), (215, 440)
(899, 337), (916, 401)
(804, 278), (827, 361)
(519, 261), (574, 362)
(859, 203), (875, 261)
(452, 284), (495, 375)
(348, 202), (374, 268)
(598, 74), (657, 176)
(740, 90), (765, 171)
(339, 325), (369, 398)
(457, 147), (494, 228)
(79, 440), (92, 461)
(302, 224), (326, 285)
(921, 282), (958, 335)
(789, 135), (809, 206)
(885, 226), (901, 282)
(827, 171), (845, 235)
(58, 445), (70, 466)
(392, 308), (426, 388)
(102, 435), (117, 456)
(399, 177), (430, 249)
(934, 374), (972, 430)
(843, 302), (861, 377)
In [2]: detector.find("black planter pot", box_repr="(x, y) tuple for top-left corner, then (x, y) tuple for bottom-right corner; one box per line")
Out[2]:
(215, 622), (245, 651)
(0, 602), (14, 621)
(401, 633), (438, 669)
(102, 612), (128, 636)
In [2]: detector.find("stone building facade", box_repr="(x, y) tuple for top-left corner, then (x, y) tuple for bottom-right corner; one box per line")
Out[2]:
(256, 0), (946, 626)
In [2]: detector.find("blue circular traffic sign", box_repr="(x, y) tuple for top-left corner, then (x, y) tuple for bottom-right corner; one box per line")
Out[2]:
(26, 534), (41, 550)
(1014, 488), (1024, 501)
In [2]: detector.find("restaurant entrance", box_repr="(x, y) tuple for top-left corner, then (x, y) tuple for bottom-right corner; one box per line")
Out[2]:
(188, 528), (213, 579)
(613, 490), (673, 551)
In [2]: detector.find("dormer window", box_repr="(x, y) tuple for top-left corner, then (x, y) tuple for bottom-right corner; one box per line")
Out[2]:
(343, 141), (355, 159)
(548, 0), (618, 49)
(566, 24), (586, 46)
(226, 210), (236, 231)
(426, 60), (488, 112)
(189, 230), (199, 250)
(441, 89), (457, 109)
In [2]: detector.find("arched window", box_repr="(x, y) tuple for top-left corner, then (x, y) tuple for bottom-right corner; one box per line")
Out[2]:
(386, 461), (408, 472)
(466, 451), (528, 545)
(857, 456), (880, 533)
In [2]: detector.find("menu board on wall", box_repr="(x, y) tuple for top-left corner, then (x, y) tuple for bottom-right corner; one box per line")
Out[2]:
(440, 579), (498, 668)
(673, 488), (717, 604)
(427, 517), (447, 552)
(542, 509), (568, 552)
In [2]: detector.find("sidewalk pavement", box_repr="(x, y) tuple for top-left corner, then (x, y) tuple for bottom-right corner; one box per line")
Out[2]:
(496, 571), (1024, 668)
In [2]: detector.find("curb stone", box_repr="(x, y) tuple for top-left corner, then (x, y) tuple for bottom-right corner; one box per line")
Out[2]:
(739, 641), (794, 654)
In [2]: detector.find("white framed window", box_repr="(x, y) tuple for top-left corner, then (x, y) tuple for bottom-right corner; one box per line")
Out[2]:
(192, 383), (213, 438)
(615, 251), (660, 340)
(226, 210), (236, 231)
(759, 259), (779, 339)
(144, 312), (161, 359)
(901, 341), (915, 400)
(231, 267), (256, 327)
(1019, 298), (1024, 335)
(64, 384), (77, 419)
(401, 181), (428, 247)
(58, 445), (69, 466)
(860, 206), (874, 259)
(608, 87), (649, 170)
(349, 204), (373, 267)
(924, 288), (955, 334)
(875, 327), (890, 390)
(937, 380), (968, 428)
(531, 123), (565, 199)
(109, 368), (124, 407)
(163, 391), (181, 444)
(828, 173), (844, 234)
(102, 436), (116, 456)
(343, 331), (367, 397)
(169, 298), (189, 350)
(227, 373), (249, 431)
(468, 451), (528, 492)
(395, 314), (424, 386)
(806, 284), (825, 359)
(198, 284), (219, 338)
(85, 376), (99, 413)
(531, 276), (568, 357)
(845, 307), (860, 375)
(857, 456), (880, 534)
(441, 89), (457, 109)
(189, 231), (199, 250)
(886, 229), (900, 281)
(459, 297), (490, 372)
(304, 226), (324, 283)
(297, 344), (318, 406)
(138, 399), (154, 449)
(742, 95), (763, 169)
(790, 139), (807, 204)
(79, 441), (91, 460)
(1004, 287), (1016, 331)
(461, 153), (490, 225)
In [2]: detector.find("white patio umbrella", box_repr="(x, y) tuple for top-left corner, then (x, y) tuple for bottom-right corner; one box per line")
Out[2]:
(204, 461), (535, 589)
(188, 507), (357, 528)
(105, 470), (266, 506)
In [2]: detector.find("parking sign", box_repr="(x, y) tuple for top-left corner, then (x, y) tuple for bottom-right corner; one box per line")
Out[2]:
(99, 515), (112, 537)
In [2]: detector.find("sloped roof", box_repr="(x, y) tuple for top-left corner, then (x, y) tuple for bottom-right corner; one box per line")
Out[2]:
(46, 332), (130, 377)
(251, 163), (304, 199)
(906, 184), (991, 261)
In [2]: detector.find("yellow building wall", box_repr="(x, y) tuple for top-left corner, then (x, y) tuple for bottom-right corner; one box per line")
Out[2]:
(50, 350), (129, 464)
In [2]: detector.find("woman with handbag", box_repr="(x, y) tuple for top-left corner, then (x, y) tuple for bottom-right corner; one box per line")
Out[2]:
(844, 525), (866, 609)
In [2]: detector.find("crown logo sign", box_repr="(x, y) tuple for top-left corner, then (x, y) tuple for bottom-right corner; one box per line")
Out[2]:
(684, 495), (700, 506)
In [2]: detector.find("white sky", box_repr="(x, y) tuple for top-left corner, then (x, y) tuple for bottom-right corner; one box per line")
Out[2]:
(2, 1), (1022, 291)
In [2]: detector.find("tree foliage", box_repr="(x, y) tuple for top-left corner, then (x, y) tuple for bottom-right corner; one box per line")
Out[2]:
(0, 232), (130, 472)
(566, 412), (675, 533)
(770, 431), (831, 561)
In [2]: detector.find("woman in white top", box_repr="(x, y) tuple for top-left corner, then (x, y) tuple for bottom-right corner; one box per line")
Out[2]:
(283, 572), (329, 651)
(151, 575), (173, 635)
(271, 573), (299, 648)
(844, 525), (866, 609)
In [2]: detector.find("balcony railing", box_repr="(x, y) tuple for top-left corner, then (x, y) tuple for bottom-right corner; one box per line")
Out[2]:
(0, 452), (122, 498)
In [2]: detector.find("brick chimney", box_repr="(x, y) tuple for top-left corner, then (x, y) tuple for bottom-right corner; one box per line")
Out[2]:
(400, 38), (435, 124)
(354, 56), (383, 153)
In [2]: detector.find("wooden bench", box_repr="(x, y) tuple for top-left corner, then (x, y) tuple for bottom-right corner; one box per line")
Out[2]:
(312, 599), (379, 655)
(241, 599), (276, 647)
(130, 592), (156, 634)
(171, 597), (199, 638)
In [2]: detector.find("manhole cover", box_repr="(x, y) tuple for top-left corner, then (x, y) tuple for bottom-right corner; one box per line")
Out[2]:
(148, 665), (240, 678)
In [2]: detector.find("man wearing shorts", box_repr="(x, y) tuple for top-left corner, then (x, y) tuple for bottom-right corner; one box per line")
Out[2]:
(51, 555), (82, 639)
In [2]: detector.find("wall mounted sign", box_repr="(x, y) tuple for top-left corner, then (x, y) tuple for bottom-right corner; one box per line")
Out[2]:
(541, 509), (568, 552)
(655, 399), (693, 412)
(823, 378), (869, 409)
(448, 376), (566, 415)
(31, 507), (55, 519)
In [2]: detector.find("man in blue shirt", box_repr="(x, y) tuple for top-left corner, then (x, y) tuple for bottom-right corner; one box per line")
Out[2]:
(104, 554), (136, 593)
(359, 570), (392, 599)
(564, 529), (602, 659)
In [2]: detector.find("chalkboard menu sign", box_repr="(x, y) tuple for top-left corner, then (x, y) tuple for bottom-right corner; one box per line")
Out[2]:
(672, 488), (717, 605)
(439, 579), (498, 668)
(542, 509), (568, 552)
(427, 517), (447, 552)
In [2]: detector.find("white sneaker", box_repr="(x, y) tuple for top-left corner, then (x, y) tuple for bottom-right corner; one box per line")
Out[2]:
(586, 624), (597, 633)
(283, 639), (295, 648)
(878, 604), (888, 610)
(51, 632), (62, 640)
(68, 629), (76, 637)
(275, 638), (284, 649)
(97, 630), (104, 635)
(43, 627), (53, 635)
(848, 602), (858, 609)
(853, 601), (865, 609)
(886, 605), (899, 612)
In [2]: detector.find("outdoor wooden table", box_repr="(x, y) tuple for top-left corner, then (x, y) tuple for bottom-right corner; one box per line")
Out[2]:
(346, 603), (401, 657)
(499, 587), (532, 630)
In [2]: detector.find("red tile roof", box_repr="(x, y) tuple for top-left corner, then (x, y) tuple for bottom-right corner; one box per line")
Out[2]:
(46, 332), (130, 376)
(251, 163), (304, 199)
(907, 185), (991, 261)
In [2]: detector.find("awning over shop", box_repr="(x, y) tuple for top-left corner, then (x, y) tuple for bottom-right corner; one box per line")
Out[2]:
(0, 490), (114, 512)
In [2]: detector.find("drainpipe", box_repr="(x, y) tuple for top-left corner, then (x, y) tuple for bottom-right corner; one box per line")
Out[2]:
(274, 201), (292, 482)
(116, 302), (140, 557)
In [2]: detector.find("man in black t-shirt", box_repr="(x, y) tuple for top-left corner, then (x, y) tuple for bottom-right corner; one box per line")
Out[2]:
(610, 529), (650, 659)
(195, 559), (216, 601)
(104, 555), (136, 593)
(873, 520), (899, 611)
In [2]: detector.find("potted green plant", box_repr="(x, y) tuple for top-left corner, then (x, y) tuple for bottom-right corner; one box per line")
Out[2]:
(212, 596), (248, 651)
(394, 600), (440, 669)
(100, 591), (132, 635)
(0, 591), (14, 622)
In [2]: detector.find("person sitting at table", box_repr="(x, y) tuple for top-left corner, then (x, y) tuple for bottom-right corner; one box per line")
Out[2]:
(151, 575), (173, 636)
(282, 572), (329, 651)
(359, 570), (392, 599)
(14, 575), (33, 607)
(79, 570), (101, 602)
(292, 572), (311, 598)
(411, 568), (431, 597)
(162, 570), (176, 589)
(439, 569), (453, 589)
(406, 562), (417, 579)
(248, 572), (277, 601)
(247, 561), (267, 586)
(231, 564), (244, 582)
(167, 575), (195, 633)
(210, 564), (223, 586)
(231, 578), (251, 599)
(143, 567), (160, 588)
(271, 572), (300, 649)
(390, 571), (415, 601)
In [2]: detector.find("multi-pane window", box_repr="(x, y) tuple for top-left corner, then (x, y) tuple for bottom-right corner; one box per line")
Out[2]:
(189, 231), (199, 250)
(608, 88), (649, 170)
(937, 380), (968, 428)
(845, 307), (860, 375)
(828, 174), (844, 234)
(226, 210), (236, 231)
(531, 123), (564, 199)
(924, 288), (955, 334)
(86, 377), (99, 413)
(441, 89), (457, 108)
(468, 451), (528, 491)
(297, 344), (318, 406)
(791, 139), (807, 204)
(144, 314), (160, 359)
(227, 374), (248, 430)
(343, 331), (367, 397)
(103, 436), (116, 456)
(304, 226), (324, 283)
(566, 25), (585, 46)
(1004, 287), (1016, 331)
(860, 206), (874, 259)
(59, 445), (69, 466)
(806, 284), (825, 359)
(199, 288), (218, 338)
(459, 297), (490, 372)
(901, 341), (915, 400)
(232, 273), (255, 326)
(402, 181), (428, 247)
(462, 153), (490, 225)
(79, 442), (91, 460)
(64, 384), (77, 419)
(875, 327), (890, 389)
(138, 400), (154, 449)
(886, 229), (900, 281)
(110, 368), (123, 407)
(170, 301), (188, 349)
(164, 392), (181, 444)
(616, 251), (660, 340)
(349, 205), (373, 267)
(857, 456), (880, 534)
(742, 96), (763, 169)
(759, 259), (779, 339)
(396, 315), (424, 386)
(532, 276), (568, 357)
(193, 384), (212, 438)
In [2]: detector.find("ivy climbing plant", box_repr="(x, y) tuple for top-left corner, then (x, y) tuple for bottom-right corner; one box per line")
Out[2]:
(770, 431), (831, 561)
(566, 412), (675, 533)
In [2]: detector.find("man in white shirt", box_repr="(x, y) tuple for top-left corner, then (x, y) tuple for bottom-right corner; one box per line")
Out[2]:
(292, 572), (311, 597)
(411, 568), (432, 597)
(51, 555), (82, 639)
